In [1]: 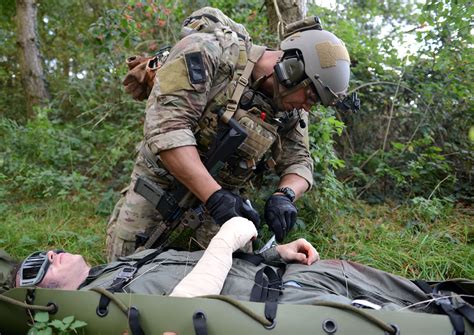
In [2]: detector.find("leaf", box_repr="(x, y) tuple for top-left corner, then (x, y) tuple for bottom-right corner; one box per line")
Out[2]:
(34, 312), (50, 323)
(38, 327), (53, 335)
(62, 315), (75, 326)
(49, 319), (67, 331)
(70, 320), (88, 329)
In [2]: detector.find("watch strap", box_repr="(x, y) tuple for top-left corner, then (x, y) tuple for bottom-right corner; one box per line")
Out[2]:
(275, 187), (296, 202)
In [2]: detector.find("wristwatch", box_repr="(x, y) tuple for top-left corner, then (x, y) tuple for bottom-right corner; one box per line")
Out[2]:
(275, 187), (296, 202)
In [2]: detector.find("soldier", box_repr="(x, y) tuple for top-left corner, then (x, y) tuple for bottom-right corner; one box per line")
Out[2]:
(107, 7), (352, 261)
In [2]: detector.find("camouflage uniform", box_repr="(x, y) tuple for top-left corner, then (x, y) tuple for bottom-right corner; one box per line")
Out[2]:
(107, 21), (313, 261)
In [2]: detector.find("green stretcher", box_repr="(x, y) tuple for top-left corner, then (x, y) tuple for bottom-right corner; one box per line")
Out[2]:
(1, 287), (473, 334)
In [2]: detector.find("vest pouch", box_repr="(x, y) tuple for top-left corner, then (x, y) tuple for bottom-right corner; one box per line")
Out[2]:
(236, 109), (278, 168)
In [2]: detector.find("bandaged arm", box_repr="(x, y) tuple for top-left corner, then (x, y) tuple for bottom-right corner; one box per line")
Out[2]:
(170, 217), (257, 297)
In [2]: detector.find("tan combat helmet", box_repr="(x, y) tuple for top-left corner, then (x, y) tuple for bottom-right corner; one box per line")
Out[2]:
(276, 19), (351, 107)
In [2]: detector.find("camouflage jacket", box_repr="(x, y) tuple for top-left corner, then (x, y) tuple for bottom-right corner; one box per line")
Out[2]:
(143, 26), (313, 191)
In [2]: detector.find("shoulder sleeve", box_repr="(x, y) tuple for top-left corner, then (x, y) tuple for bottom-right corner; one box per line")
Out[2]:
(144, 33), (224, 153)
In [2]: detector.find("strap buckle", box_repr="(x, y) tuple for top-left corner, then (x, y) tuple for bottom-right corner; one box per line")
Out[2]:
(115, 266), (137, 281)
(238, 76), (249, 87)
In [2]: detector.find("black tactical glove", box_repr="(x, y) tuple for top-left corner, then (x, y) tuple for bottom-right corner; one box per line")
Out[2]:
(205, 189), (260, 227)
(264, 195), (297, 242)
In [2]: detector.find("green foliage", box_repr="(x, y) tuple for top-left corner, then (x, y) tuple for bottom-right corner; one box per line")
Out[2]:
(409, 196), (454, 223)
(28, 312), (87, 335)
(306, 106), (353, 220)
(0, 108), (137, 200)
(293, 201), (472, 280)
(311, 0), (473, 204)
(0, 197), (105, 265)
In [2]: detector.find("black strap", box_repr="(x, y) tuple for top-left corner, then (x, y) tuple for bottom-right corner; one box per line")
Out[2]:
(249, 266), (282, 322)
(413, 279), (432, 294)
(458, 304), (474, 324)
(438, 300), (465, 335)
(193, 310), (208, 335)
(413, 279), (473, 333)
(233, 251), (264, 266)
(128, 306), (145, 335)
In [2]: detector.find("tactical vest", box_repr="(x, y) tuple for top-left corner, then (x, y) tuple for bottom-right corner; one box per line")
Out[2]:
(179, 8), (284, 190)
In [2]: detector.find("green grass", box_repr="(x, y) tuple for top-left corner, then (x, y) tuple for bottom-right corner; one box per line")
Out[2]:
(0, 197), (107, 266)
(1, 195), (473, 281)
(291, 202), (474, 280)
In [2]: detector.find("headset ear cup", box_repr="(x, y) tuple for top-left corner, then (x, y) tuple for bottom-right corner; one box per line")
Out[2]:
(274, 57), (306, 88)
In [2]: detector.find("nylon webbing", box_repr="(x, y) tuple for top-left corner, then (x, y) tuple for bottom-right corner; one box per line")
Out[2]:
(221, 45), (266, 124)
(413, 279), (474, 334)
(192, 311), (208, 335)
(249, 266), (282, 322)
(128, 306), (145, 335)
(232, 251), (264, 266)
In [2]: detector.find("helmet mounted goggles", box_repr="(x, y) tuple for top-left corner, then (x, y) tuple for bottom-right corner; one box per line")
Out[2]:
(19, 250), (64, 287)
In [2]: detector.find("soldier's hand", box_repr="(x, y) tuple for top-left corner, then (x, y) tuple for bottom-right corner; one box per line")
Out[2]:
(264, 195), (297, 242)
(205, 189), (260, 227)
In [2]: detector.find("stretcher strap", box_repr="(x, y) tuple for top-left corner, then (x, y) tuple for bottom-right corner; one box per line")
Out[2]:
(249, 266), (282, 322)
(192, 311), (208, 335)
(128, 306), (145, 335)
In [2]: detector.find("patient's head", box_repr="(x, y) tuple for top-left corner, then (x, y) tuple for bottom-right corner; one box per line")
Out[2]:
(16, 250), (90, 290)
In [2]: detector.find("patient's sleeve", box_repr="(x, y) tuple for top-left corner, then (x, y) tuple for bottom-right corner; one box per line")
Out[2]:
(170, 217), (257, 297)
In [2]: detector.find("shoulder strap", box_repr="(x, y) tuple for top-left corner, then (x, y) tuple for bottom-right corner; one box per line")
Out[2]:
(221, 44), (266, 124)
(233, 251), (265, 266)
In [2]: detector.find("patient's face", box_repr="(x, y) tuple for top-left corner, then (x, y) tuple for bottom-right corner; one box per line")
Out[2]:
(38, 251), (89, 289)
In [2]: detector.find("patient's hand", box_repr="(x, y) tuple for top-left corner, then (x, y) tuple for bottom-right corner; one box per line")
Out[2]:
(275, 238), (319, 265)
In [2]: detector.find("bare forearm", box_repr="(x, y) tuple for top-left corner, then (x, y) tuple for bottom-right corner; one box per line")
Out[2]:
(159, 145), (221, 202)
(277, 174), (309, 200)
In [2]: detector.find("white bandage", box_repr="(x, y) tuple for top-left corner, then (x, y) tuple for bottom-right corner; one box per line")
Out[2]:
(170, 217), (257, 297)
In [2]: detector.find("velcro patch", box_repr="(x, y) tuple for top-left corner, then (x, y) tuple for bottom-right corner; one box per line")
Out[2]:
(185, 52), (207, 84)
(157, 57), (193, 94)
(315, 42), (350, 68)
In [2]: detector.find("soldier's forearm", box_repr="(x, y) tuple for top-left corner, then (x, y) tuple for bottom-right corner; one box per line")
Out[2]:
(159, 145), (221, 203)
(276, 173), (309, 200)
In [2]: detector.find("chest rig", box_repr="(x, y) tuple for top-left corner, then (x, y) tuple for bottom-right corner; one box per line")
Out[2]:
(195, 40), (286, 190)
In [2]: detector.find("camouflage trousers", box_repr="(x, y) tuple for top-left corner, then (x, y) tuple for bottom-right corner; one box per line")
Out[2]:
(106, 150), (220, 262)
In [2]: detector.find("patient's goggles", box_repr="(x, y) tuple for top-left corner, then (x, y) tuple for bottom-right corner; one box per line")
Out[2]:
(19, 250), (64, 287)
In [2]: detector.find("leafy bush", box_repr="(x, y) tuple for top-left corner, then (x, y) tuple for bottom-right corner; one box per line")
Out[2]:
(28, 312), (87, 335)
(409, 196), (454, 223)
(0, 108), (138, 200)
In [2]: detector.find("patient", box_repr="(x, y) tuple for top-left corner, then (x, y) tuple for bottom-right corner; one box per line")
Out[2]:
(3, 217), (453, 313)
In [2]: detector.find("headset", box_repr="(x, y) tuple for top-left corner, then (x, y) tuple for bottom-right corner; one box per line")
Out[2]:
(273, 50), (307, 88)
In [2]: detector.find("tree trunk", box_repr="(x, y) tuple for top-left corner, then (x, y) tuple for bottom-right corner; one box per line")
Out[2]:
(15, 0), (49, 119)
(265, 0), (306, 36)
